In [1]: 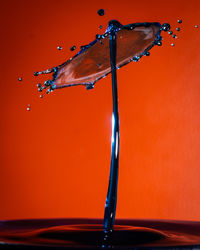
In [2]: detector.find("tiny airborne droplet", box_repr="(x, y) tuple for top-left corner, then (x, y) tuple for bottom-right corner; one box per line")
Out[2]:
(99, 25), (103, 29)
(97, 9), (105, 16)
(18, 77), (22, 81)
(27, 104), (31, 111)
(157, 41), (162, 46)
(162, 23), (171, 31)
(173, 34), (177, 39)
(40, 95), (43, 98)
(168, 31), (173, 35)
(171, 43), (175, 47)
(70, 46), (76, 51)
(176, 27), (180, 31)
(145, 51), (150, 56)
(195, 25), (199, 28)
(178, 19), (182, 24)
(57, 46), (62, 50)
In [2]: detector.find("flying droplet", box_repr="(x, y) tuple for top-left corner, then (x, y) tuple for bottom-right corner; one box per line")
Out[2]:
(172, 34), (177, 39)
(70, 46), (76, 51)
(97, 9), (105, 16)
(145, 51), (150, 56)
(157, 41), (162, 46)
(176, 27), (180, 31)
(132, 56), (139, 62)
(40, 94), (43, 98)
(18, 77), (22, 81)
(96, 34), (102, 39)
(57, 46), (62, 50)
(27, 104), (31, 111)
(99, 25), (103, 29)
(195, 25), (199, 28)
(171, 43), (175, 47)
(37, 83), (41, 88)
(162, 23), (171, 31)
(34, 72), (39, 76)
(168, 31), (173, 35)
(177, 19), (182, 24)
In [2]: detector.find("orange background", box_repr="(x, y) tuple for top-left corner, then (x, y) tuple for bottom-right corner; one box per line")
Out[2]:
(0, 0), (200, 221)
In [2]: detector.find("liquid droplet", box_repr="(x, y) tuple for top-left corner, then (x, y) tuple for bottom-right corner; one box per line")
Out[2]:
(27, 104), (31, 111)
(70, 46), (76, 51)
(37, 83), (41, 88)
(157, 41), (162, 46)
(96, 34), (102, 39)
(195, 25), (199, 28)
(132, 56), (139, 62)
(57, 46), (62, 50)
(168, 31), (173, 35)
(99, 25), (103, 29)
(172, 34), (177, 39)
(176, 27), (180, 31)
(145, 51), (150, 56)
(97, 9), (105, 16)
(18, 77), (22, 81)
(162, 23), (171, 31)
(40, 94), (43, 98)
(171, 43), (175, 47)
(34, 72), (39, 76)
(177, 19), (182, 24)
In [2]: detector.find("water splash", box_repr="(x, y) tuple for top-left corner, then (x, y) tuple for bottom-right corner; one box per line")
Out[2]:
(34, 21), (170, 95)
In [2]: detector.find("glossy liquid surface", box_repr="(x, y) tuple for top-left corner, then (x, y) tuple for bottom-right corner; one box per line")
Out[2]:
(1, 219), (200, 249)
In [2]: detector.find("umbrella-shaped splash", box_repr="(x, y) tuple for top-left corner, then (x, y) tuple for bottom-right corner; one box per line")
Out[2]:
(34, 20), (170, 245)
(34, 20), (169, 92)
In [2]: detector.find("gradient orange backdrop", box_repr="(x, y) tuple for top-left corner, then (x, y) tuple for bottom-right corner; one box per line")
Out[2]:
(0, 0), (200, 221)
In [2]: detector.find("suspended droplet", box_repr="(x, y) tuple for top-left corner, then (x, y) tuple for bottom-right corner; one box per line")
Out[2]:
(18, 77), (22, 81)
(132, 56), (139, 62)
(145, 51), (150, 56)
(168, 31), (173, 35)
(70, 45), (76, 51)
(195, 25), (199, 28)
(34, 72), (39, 76)
(27, 104), (31, 111)
(162, 23), (171, 31)
(99, 25), (103, 29)
(172, 34), (177, 39)
(177, 19), (182, 24)
(57, 46), (62, 50)
(97, 9), (105, 16)
(157, 41), (162, 46)
(37, 83), (41, 88)
(96, 34), (102, 39)
(171, 43), (175, 47)
(40, 94), (43, 98)
(176, 27), (180, 31)
(86, 84), (94, 90)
